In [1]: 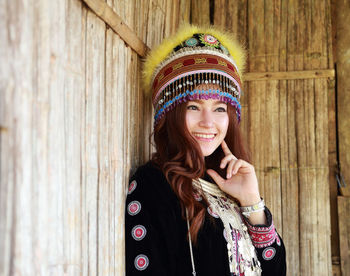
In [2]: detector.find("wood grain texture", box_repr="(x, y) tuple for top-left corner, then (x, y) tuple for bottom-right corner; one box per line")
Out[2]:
(338, 196), (350, 276)
(191, 0), (211, 25)
(0, 0), (338, 275)
(82, 0), (149, 56)
(337, 0), (350, 197)
(243, 69), (335, 81)
(0, 0), (186, 275)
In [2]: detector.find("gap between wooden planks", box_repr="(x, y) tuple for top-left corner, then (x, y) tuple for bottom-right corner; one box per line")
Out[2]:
(81, 0), (335, 81)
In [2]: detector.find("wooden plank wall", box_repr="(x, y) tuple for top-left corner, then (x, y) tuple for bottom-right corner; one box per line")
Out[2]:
(208, 0), (334, 275)
(338, 196), (350, 276)
(0, 0), (189, 275)
(0, 0), (338, 275)
(336, 1), (350, 275)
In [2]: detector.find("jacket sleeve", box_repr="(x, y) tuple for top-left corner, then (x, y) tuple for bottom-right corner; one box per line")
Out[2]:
(243, 208), (287, 276)
(125, 167), (182, 275)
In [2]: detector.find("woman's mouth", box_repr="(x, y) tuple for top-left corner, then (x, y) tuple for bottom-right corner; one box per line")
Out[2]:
(193, 133), (216, 141)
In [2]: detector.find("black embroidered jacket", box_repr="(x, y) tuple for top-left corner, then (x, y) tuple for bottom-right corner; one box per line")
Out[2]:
(125, 161), (286, 275)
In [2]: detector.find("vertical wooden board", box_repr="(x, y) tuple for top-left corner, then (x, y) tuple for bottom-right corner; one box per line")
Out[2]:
(191, 0), (210, 25)
(281, 79), (300, 275)
(213, 0), (226, 28)
(336, 0), (350, 197)
(126, 46), (140, 174)
(105, 28), (115, 275)
(44, 0), (69, 274)
(297, 79), (318, 276)
(263, 80), (282, 230)
(145, 0), (166, 48)
(108, 32), (128, 276)
(304, 0), (331, 274)
(261, 0), (282, 229)
(246, 1), (282, 229)
(273, 1), (300, 275)
(14, 1), (37, 273)
(246, 0), (265, 194)
(164, 0), (178, 37)
(264, 0), (281, 72)
(0, 0), (35, 274)
(338, 196), (350, 276)
(0, 0), (12, 273)
(315, 78), (332, 274)
(327, 0), (339, 262)
(62, 0), (85, 272)
(97, 26), (111, 276)
(134, 0), (151, 42)
(213, 0), (248, 49)
(82, 10), (106, 276)
(179, 0), (191, 26)
(326, 0), (339, 264)
(284, 1), (303, 273)
(164, 0), (190, 37)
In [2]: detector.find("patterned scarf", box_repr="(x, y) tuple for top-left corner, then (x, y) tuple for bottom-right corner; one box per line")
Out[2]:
(192, 178), (262, 276)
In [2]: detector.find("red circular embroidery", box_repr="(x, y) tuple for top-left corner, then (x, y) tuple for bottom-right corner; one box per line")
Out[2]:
(134, 254), (149, 271)
(262, 247), (276, 260)
(132, 225), (147, 241)
(128, 180), (137, 194)
(204, 34), (218, 44)
(127, 201), (141, 216)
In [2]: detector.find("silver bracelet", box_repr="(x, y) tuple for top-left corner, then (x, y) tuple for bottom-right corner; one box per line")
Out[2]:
(240, 198), (265, 218)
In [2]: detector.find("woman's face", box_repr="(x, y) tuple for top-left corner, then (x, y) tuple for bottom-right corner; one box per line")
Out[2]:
(185, 99), (229, 157)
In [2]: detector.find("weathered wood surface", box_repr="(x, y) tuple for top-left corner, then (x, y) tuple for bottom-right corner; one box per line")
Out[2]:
(244, 69), (335, 81)
(338, 196), (350, 276)
(82, 0), (149, 56)
(0, 0), (188, 275)
(0, 0), (339, 275)
(211, 0), (333, 275)
(337, 0), (350, 198)
(191, 0), (211, 26)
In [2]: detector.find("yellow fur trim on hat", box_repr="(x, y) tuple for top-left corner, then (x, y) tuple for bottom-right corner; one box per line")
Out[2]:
(142, 24), (246, 95)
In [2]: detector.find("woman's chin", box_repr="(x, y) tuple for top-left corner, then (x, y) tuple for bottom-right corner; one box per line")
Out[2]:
(201, 148), (216, 157)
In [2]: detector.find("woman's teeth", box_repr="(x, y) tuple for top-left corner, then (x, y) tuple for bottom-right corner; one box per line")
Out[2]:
(193, 133), (215, 139)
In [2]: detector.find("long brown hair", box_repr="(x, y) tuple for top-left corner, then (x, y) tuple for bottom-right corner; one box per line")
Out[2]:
(151, 102), (250, 243)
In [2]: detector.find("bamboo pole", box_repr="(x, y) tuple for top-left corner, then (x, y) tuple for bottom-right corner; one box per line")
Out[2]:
(243, 69), (335, 81)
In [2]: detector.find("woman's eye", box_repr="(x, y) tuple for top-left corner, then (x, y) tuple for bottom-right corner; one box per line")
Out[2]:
(216, 107), (227, 112)
(187, 105), (198, 110)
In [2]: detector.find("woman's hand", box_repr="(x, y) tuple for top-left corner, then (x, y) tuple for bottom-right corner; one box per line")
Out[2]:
(206, 140), (261, 207)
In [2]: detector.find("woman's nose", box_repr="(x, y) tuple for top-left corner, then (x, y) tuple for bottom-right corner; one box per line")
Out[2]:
(199, 110), (214, 127)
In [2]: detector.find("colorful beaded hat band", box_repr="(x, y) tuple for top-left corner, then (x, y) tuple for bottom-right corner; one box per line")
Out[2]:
(142, 25), (246, 125)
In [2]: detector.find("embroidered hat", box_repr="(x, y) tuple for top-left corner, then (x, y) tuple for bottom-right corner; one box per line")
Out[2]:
(142, 24), (246, 125)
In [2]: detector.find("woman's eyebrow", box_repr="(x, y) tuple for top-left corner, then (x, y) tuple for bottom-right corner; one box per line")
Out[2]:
(214, 101), (227, 105)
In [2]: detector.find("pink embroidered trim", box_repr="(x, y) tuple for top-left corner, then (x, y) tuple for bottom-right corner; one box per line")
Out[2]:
(246, 221), (278, 248)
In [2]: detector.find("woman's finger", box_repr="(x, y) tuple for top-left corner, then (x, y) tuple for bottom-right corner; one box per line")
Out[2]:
(220, 154), (237, 169)
(221, 140), (237, 160)
(226, 159), (236, 179)
(232, 159), (244, 175)
(232, 159), (253, 174)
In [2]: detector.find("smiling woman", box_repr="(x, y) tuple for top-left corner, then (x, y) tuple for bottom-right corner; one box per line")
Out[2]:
(185, 97), (229, 157)
(125, 24), (286, 276)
